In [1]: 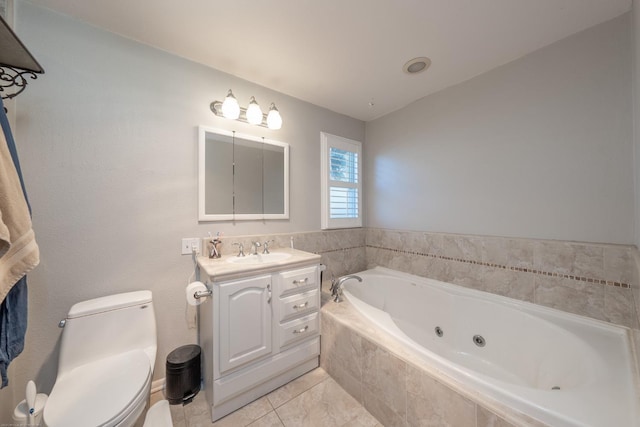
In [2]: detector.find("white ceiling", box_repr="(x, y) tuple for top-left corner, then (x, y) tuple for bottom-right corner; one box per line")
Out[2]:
(27, 0), (631, 121)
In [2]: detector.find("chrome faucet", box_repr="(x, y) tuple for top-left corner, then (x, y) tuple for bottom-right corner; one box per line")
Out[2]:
(251, 241), (261, 255)
(330, 274), (362, 303)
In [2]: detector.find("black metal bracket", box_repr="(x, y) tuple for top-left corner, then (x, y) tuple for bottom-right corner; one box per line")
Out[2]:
(0, 66), (39, 100)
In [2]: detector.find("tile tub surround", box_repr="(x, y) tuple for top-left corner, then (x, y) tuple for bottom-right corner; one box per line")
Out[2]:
(199, 227), (638, 327)
(366, 228), (640, 329)
(320, 290), (550, 427)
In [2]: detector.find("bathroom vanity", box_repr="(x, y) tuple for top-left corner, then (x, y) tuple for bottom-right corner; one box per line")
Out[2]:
(197, 247), (321, 421)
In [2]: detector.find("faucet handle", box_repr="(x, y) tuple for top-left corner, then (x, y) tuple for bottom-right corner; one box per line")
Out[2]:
(233, 242), (245, 257)
(262, 239), (274, 254)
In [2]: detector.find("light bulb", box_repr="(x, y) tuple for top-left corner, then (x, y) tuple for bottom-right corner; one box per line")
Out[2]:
(267, 103), (282, 130)
(246, 96), (263, 125)
(221, 89), (240, 120)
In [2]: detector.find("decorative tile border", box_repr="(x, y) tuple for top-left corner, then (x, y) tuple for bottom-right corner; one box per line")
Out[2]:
(317, 245), (364, 255)
(367, 245), (631, 289)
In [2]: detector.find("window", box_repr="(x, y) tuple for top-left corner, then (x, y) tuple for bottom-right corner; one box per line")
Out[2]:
(321, 132), (362, 229)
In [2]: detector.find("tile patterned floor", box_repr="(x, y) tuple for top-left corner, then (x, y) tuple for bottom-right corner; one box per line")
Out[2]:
(149, 367), (381, 427)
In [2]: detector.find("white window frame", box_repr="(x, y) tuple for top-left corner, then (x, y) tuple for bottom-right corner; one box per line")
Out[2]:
(321, 132), (362, 229)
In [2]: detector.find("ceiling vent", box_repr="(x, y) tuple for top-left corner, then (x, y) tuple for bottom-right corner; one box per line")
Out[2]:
(403, 57), (431, 75)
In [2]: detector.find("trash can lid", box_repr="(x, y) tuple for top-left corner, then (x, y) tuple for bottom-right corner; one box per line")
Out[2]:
(167, 345), (201, 367)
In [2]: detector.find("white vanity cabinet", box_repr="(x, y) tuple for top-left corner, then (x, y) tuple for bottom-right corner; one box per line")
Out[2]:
(198, 249), (321, 422)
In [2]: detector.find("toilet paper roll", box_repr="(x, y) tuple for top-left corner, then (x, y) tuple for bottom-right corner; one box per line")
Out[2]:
(186, 281), (208, 306)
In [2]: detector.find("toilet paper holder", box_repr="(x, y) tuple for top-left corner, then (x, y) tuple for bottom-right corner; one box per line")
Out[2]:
(193, 289), (212, 299)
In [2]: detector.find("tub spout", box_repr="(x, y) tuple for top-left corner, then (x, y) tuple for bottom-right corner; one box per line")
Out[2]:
(330, 274), (362, 303)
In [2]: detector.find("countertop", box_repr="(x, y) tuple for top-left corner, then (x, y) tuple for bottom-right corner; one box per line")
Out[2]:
(197, 247), (321, 282)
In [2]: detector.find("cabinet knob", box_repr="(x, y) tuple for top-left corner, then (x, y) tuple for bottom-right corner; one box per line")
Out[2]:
(293, 325), (309, 334)
(293, 278), (308, 285)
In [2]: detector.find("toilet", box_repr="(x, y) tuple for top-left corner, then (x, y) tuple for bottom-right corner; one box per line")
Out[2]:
(43, 291), (159, 427)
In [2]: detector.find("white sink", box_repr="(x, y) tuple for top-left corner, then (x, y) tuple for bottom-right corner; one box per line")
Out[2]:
(226, 252), (292, 265)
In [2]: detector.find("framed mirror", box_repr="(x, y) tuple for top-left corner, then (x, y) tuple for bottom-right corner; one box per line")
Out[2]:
(198, 126), (289, 221)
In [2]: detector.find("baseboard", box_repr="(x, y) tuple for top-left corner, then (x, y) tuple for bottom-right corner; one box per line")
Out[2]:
(151, 378), (165, 394)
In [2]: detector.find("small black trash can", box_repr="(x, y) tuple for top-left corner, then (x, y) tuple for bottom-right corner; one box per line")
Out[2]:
(165, 344), (201, 405)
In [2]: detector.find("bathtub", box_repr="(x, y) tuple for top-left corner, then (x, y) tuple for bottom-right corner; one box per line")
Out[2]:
(341, 267), (640, 427)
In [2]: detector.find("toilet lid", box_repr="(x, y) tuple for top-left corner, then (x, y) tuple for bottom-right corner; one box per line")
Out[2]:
(44, 350), (151, 427)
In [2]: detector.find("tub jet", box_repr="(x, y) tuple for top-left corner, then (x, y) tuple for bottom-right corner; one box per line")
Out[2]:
(473, 335), (486, 347)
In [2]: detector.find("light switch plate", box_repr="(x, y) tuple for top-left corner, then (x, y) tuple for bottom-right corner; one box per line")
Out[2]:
(181, 238), (201, 255)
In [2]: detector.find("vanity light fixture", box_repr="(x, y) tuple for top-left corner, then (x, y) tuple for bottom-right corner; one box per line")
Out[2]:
(245, 96), (263, 125)
(220, 89), (240, 119)
(210, 89), (283, 130)
(266, 103), (282, 130)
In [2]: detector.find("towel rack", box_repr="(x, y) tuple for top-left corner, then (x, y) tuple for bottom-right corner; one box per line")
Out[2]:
(0, 14), (44, 101)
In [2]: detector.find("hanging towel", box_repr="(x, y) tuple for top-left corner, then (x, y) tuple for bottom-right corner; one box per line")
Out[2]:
(0, 99), (39, 387)
(0, 107), (38, 302)
(0, 279), (27, 387)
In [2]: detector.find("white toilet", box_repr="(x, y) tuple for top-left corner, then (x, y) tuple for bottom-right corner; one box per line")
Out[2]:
(43, 291), (159, 427)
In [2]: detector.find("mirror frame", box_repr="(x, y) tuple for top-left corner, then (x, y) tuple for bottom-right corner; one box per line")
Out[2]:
(198, 126), (290, 221)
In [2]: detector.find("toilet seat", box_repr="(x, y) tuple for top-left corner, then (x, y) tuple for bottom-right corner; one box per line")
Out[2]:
(44, 350), (151, 427)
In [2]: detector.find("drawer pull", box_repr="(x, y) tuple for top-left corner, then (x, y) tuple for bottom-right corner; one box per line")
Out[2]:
(293, 301), (309, 310)
(293, 325), (309, 334)
(293, 278), (308, 285)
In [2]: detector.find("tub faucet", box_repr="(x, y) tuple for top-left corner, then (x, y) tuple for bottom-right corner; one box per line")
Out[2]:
(330, 275), (362, 303)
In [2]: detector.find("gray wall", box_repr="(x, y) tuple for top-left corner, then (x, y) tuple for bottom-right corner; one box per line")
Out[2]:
(0, 2), (364, 417)
(365, 14), (633, 244)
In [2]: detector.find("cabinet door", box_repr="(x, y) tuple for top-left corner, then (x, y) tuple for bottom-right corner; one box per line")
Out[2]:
(218, 275), (272, 373)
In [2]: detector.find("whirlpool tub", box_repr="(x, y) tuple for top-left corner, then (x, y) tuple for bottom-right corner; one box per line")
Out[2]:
(339, 267), (640, 426)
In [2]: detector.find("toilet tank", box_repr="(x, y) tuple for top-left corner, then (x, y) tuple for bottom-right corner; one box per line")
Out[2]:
(57, 291), (157, 375)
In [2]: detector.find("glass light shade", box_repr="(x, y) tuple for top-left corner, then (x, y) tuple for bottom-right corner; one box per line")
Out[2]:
(221, 89), (240, 119)
(246, 97), (263, 125)
(267, 103), (282, 130)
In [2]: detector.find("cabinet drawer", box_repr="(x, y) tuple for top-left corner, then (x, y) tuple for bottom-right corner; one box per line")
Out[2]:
(277, 266), (318, 296)
(279, 312), (319, 348)
(279, 289), (319, 322)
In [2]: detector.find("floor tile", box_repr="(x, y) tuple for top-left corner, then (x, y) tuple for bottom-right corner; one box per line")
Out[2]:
(247, 411), (286, 427)
(275, 377), (368, 427)
(144, 368), (378, 427)
(184, 393), (213, 427)
(212, 396), (273, 427)
(339, 406), (382, 427)
(267, 367), (330, 408)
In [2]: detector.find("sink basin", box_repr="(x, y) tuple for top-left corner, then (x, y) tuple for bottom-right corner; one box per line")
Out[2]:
(226, 252), (292, 265)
